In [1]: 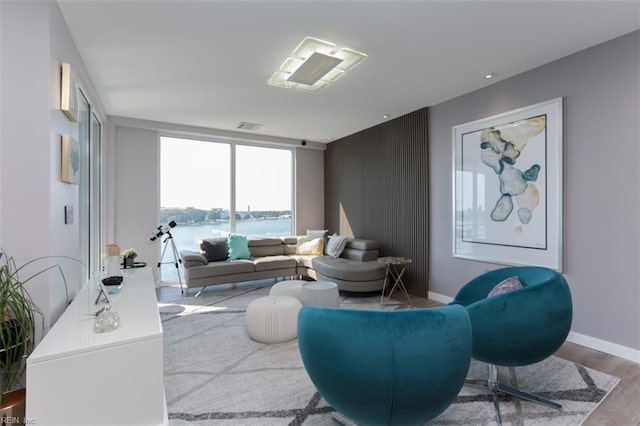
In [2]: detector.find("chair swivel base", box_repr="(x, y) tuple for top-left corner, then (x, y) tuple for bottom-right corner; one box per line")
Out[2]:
(465, 364), (561, 425)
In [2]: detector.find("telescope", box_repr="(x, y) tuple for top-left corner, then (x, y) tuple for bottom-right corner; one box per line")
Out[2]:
(149, 220), (184, 292)
(150, 220), (177, 241)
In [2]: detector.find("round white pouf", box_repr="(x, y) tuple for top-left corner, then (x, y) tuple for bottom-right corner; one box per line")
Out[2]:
(269, 280), (306, 301)
(301, 281), (340, 307)
(245, 296), (302, 343)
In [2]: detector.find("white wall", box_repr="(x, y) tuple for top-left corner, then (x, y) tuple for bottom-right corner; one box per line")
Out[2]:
(0, 2), (106, 331)
(428, 31), (640, 361)
(113, 125), (160, 281)
(110, 117), (325, 284)
(1, 3), (53, 326)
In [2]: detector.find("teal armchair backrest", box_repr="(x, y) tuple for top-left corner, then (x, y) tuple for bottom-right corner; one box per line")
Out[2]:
(451, 266), (572, 366)
(298, 305), (471, 426)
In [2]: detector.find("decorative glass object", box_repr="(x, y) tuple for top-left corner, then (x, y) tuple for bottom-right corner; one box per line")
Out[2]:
(94, 306), (121, 333)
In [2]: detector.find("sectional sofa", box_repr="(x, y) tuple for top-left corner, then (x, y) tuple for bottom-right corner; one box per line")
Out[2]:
(179, 236), (386, 292)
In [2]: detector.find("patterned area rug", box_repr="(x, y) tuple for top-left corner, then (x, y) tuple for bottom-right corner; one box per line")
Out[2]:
(159, 283), (619, 425)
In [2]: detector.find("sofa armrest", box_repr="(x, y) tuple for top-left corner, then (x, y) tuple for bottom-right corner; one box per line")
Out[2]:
(180, 250), (208, 267)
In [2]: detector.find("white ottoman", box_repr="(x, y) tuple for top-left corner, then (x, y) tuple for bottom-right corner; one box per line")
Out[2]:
(269, 280), (306, 301)
(245, 295), (302, 343)
(301, 281), (340, 307)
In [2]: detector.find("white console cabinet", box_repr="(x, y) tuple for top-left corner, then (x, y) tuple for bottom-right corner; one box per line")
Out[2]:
(26, 267), (167, 425)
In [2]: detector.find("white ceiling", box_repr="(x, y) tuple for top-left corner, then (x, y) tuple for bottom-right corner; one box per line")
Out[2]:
(57, 1), (640, 143)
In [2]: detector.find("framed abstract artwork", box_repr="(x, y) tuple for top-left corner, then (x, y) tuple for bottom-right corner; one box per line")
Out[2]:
(452, 97), (563, 271)
(61, 135), (80, 185)
(61, 63), (79, 122)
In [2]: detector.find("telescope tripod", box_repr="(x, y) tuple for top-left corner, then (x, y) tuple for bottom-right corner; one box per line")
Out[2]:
(158, 231), (184, 293)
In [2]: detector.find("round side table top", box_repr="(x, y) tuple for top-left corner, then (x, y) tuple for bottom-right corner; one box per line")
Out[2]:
(377, 256), (412, 265)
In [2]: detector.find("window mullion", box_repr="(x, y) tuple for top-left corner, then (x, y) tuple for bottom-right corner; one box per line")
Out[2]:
(230, 143), (237, 233)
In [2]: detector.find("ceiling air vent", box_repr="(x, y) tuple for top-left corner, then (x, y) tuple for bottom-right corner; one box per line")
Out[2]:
(237, 122), (262, 131)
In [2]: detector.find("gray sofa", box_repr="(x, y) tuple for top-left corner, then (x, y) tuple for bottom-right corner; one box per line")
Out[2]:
(179, 236), (386, 292)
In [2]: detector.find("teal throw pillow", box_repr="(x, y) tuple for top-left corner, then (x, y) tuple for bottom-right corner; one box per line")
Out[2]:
(227, 234), (251, 260)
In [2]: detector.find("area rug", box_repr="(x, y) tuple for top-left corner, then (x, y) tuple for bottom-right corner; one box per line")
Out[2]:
(159, 284), (620, 425)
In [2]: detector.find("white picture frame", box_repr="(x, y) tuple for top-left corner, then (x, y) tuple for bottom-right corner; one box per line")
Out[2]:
(452, 97), (563, 271)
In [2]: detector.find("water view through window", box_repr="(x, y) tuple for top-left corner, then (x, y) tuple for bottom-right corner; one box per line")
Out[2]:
(160, 137), (292, 282)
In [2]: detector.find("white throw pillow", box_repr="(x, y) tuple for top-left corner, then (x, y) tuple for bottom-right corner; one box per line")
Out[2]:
(326, 234), (349, 258)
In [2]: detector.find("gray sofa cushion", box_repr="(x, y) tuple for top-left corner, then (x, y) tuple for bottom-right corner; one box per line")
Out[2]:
(281, 236), (298, 245)
(311, 257), (386, 282)
(290, 254), (316, 268)
(253, 255), (297, 272)
(187, 259), (254, 280)
(341, 247), (379, 262)
(180, 250), (208, 267)
(346, 239), (379, 250)
(281, 236), (298, 255)
(248, 237), (283, 247)
(200, 238), (229, 262)
(248, 238), (285, 256)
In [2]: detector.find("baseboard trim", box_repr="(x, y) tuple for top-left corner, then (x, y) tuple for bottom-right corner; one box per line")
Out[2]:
(566, 331), (640, 364)
(428, 291), (640, 365)
(428, 291), (453, 305)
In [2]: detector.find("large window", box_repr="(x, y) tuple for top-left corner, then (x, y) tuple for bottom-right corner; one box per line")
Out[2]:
(78, 89), (102, 277)
(160, 137), (292, 282)
(235, 145), (293, 236)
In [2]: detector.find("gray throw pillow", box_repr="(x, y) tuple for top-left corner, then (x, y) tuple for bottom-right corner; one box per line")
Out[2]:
(200, 238), (229, 262)
(488, 276), (523, 297)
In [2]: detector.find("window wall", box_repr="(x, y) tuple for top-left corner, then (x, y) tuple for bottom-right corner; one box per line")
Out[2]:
(78, 88), (102, 277)
(159, 137), (293, 281)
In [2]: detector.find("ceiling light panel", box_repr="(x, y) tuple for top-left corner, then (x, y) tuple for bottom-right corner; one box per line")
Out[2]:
(292, 37), (336, 59)
(268, 36), (367, 94)
(267, 72), (295, 89)
(287, 52), (343, 85)
(334, 48), (367, 70)
(280, 58), (303, 73)
(295, 80), (330, 94)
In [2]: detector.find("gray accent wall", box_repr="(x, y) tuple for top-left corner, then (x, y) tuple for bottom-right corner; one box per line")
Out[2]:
(295, 147), (325, 235)
(428, 31), (639, 352)
(325, 109), (429, 297)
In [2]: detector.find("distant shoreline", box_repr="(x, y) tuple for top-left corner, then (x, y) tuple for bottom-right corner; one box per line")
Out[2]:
(171, 217), (290, 227)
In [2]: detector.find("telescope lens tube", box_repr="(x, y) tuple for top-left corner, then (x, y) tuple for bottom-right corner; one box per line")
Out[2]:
(150, 222), (176, 241)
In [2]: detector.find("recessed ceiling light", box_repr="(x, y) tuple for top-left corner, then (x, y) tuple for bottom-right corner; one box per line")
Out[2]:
(382, 115), (390, 119)
(327, 137), (333, 141)
(268, 36), (367, 94)
(485, 73), (497, 79)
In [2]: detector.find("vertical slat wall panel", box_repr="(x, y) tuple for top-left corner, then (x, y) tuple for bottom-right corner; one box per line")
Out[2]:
(325, 108), (429, 297)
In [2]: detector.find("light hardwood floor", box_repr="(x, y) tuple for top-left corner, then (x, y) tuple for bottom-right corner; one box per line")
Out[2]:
(157, 283), (640, 425)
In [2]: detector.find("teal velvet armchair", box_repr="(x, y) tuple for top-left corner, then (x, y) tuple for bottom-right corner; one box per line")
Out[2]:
(297, 305), (472, 426)
(451, 266), (573, 424)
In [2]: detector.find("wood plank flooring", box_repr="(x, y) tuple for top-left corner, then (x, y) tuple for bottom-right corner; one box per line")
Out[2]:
(157, 283), (640, 425)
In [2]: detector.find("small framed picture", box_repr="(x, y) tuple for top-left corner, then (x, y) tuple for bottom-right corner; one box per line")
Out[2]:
(61, 135), (80, 184)
(61, 63), (79, 122)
